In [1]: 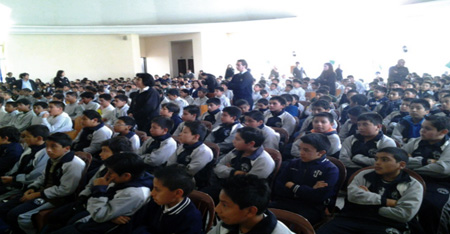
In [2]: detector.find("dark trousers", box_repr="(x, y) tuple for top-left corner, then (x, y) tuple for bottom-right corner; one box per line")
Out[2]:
(269, 200), (323, 225)
(52, 220), (125, 234)
(317, 216), (408, 234)
(419, 182), (450, 234)
(44, 201), (89, 233)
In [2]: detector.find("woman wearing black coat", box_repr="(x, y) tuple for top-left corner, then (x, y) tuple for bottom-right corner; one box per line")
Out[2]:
(225, 64), (234, 79)
(317, 63), (337, 96)
(128, 73), (161, 134)
(53, 70), (70, 89)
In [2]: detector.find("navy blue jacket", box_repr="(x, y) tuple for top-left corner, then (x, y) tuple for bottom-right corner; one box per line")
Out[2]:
(273, 156), (339, 206)
(133, 197), (203, 234)
(368, 97), (388, 111)
(0, 142), (23, 176)
(228, 71), (254, 107)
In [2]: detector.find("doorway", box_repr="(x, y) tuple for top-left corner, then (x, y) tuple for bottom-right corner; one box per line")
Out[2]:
(171, 40), (194, 77)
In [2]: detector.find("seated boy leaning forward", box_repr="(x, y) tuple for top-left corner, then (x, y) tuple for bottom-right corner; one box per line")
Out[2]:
(167, 120), (213, 189)
(317, 147), (424, 234)
(53, 152), (153, 234)
(270, 133), (339, 225)
(132, 165), (203, 234)
(0, 132), (85, 234)
(402, 115), (450, 233)
(340, 112), (396, 180)
(204, 127), (275, 203)
(44, 136), (133, 233)
(209, 174), (294, 234)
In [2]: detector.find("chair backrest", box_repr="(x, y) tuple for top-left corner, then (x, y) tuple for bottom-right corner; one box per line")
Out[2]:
(201, 120), (213, 132)
(299, 100), (311, 107)
(325, 156), (347, 211)
(264, 148), (282, 187)
(188, 190), (216, 232)
(348, 166), (426, 197)
(269, 208), (315, 234)
(204, 141), (220, 161)
(271, 127), (290, 145)
(75, 152), (93, 194)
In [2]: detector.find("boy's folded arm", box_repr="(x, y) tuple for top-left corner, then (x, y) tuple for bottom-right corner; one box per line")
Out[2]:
(15, 151), (48, 185)
(292, 168), (339, 202)
(42, 159), (85, 199)
(347, 172), (382, 205)
(213, 153), (233, 179)
(352, 154), (375, 166)
(87, 187), (151, 223)
(378, 180), (424, 223)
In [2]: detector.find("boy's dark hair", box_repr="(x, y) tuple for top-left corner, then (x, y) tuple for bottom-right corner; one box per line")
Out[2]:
(280, 94), (293, 103)
(99, 94), (112, 101)
(402, 97), (414, 103)
(260, 90), (268, 95)
(167, 88), (180, 97)
(375, 86), (387, 94)
(197, 87), (208, 94)
(244, 110), (265, 122)
(151, 116), (174, 132)
(234, 99), (249, 107)
(422, 93), (436, 101)
(161, 102), (180, 115)
(316, 88), (329, 95)
(114, 94), (128, 102)
(293, 79), (302, 84)
(183, 105), (200, 119)
(32, 92), (42, 98)
(347, 106), (369, 117)
(154, 165), (194, 197)
(350, 94), (369, 106)
(47, 132), (72, 147)
(357, 112), (383, 125)
(25, 125), (50, 141)
(0, 126), (21, 142)
(291, 94), (299, 101)
(313, 112), (334, 123)
(6, 101), (17, 108)
(410, 99), (431, 110)
(80, 92), (95, 99)
(311, 100), (330, 110)
(53, 93), (65, 100)
(285, 84), (293, 89)
(180, 89), (190, 94)
(256, 98), (269, 105)
(318, 95), (332, 103)
(206, 98), (221, 106)
(391, 88), (405, 97)
(300, 133), (331, 153)
(16, 98), (31, 106)
(377, 147), (409, 163)
(214, 87), (224, 92)
(424, 115), (450, 132)
(223, 106), (242, 120)
(184, 120), (207, 141)
(405, 88), (418, 95)
(83, 110), (103, 123)
(222, 175), (270, 215)
(66, 91), (78, 98)
(104, 152), (146, 179)
(270, 96), (287, 106)
(117, 116), (136, 129)
(49, 101), (65, 111)
(347, 90), (358, 96)
(101, 136), (133, 153)
(34, 102), (48, 109)
(236, 127), (264, 147)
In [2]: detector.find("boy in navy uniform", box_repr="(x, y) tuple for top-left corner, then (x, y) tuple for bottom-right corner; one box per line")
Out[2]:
(317, 147), (424, 234)
(0, 133), (85, 233)
(210, 175), (293, 233)
(402, 115), (450, 233)
(200, 98), (222, 128)
(206, 106), (243, 154)
(132, 165), (203, 234)
(340, 113), (396, 179)
(172, 105), (200, 137)
(367, 86), (388, 111)
(0, 126), (24, 176)
(270, 133), (339, 225)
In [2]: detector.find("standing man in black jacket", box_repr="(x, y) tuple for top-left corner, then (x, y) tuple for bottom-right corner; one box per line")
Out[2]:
(227, 59), (254, 108)
(128, 73), (161, 135)
(388, 59), (409, 84)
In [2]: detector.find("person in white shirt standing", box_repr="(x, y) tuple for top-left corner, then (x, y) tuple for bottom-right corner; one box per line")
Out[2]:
(99, 94), (115, 126)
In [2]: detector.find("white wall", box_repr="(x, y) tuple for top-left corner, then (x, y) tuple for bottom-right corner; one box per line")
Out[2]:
(140, 33), (202, 77)
(4, 34), (142, 83)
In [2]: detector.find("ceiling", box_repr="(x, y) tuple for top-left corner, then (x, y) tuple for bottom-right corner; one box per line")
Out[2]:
(0, 0), (447, 36)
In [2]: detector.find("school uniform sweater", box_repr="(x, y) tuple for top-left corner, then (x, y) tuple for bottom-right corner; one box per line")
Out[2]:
(136, 134), (177, 167)
(342, 169), (423, 230)
(272, 156), (339, 207)
(201, 110), (222, 128)
(0, 110), (18, 127)
(392, 116), (424, 144)
(338, 119), (358, 142)
(64, 103), (84, 120)
(340, 132), (396, 169)
(42, 112), (73, 133)
(403, 136), (450, 180)
(113, 131), (140, 152)
(206, 122), (243, 153)
(9, 110), (34, 132)
(0, 142), (24, 176)
(214, 147), (275, 179)
(291, 130), (341, 158)
(135, 197), (203, 234)
(264, 110), (296, 135)
(72, 123), (113, 154)
(259, 124), (280, 150)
